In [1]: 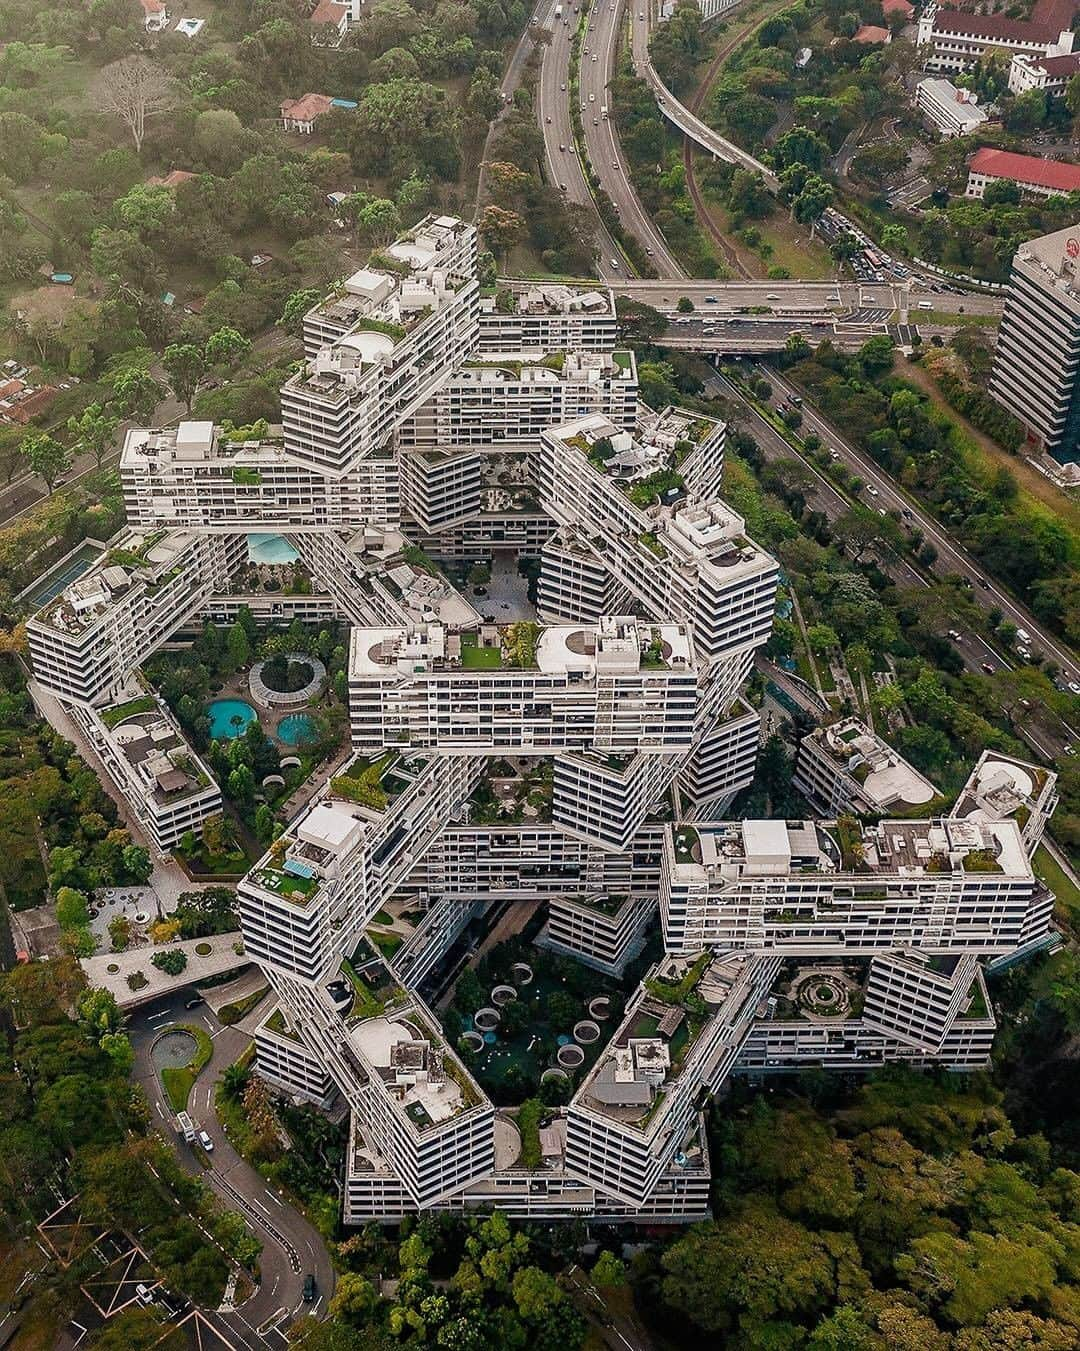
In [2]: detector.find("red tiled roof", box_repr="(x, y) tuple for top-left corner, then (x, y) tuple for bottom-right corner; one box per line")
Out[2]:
(5, 387), (57, 424)
(310, 0), (348, 24)
(969, 146), (1080, 193)
(139, 0), (165, 14)
(146, 169), (196, 189)
(0, 378), (25, 400)
(881, 0), (914, 15)
(1032, 0), (1079, 30)
(280, 93), (334, 122)
(931, 9), (1059, 41)
(1033, 52), (1080, 74)
(853, 23), (890, 41)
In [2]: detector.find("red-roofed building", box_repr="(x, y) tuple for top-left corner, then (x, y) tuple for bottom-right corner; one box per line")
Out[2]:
(1, 385), (58, 425)
(852, 23), (891, 43)
(1008, 49), (1080, 97)
(918, 3), (1075, 72)
(309, 0), (363, 47)
(280, 93), (334, 134)
(881, 0), (915, 20)
(966, 147), (1080, 200)
(138, 0), (170, 32)
(146, 170), (196, 189)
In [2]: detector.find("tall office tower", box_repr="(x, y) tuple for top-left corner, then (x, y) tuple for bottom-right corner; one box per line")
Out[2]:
(990, 224), (1080, 468)
(24, 214), (1059, 1231)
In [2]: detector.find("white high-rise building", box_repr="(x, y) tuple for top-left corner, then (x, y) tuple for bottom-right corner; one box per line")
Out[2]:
(24, 215), (1059, 1226)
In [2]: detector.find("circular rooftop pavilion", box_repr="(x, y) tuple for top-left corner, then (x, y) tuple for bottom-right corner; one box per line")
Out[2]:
(339, 331), (395, 363)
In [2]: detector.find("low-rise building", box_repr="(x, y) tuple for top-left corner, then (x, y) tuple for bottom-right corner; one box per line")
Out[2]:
(309, 0), (364, 46)
(794, 718), (939, 817)
(1009, 50), (1080, 96)
(280, 93), (334, 134)
(915, 77), (990, 138)
(918, 3), (1075, 73)
(966, 147), (1080, 200)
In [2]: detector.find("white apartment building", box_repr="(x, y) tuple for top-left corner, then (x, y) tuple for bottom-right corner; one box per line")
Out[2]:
(476, 283), (617, 354)
(990, 224), (1080, 467)
(794, 717), (939, 817)
(914, 77), (990, 138)
(953, 750), (1059, 855)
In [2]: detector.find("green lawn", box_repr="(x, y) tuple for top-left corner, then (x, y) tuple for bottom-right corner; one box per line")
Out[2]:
(159, 1024), (213, 1113)
(1034, 844), (1080, 928)
(460, 635), (503, 669)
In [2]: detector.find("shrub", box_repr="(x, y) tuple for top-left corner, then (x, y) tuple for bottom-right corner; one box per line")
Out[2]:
(152, 948), (188, 976)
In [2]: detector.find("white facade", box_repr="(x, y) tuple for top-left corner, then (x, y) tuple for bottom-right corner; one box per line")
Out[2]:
(914, 78), (989, 137)
(917, 4), (1074, 73)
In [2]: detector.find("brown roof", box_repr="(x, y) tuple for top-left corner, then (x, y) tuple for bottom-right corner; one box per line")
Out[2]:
(280, 93), (334, 123)
(969, 146), (1080, 193)
(310, 0), (348, 23)
(146, 169), (196, 189)
(1032, 52), (1080, 74)
(0, 378), (25, 400)
(853, 23), (890, 42)
(4, 386), (58, 424)
(1032, 0), (1079, 30)
(931, 9), (1060, 41)
(881, 0), (914, 15)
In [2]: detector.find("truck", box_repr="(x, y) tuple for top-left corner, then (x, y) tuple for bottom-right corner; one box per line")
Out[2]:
(554, 3), (563, 15)
(176, 1111), (197, 1143)
(601, 106), (608, 118)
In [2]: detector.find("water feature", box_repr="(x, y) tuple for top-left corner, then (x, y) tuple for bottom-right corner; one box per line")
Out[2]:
(20, 541), (104, 609)
(208, 698), (257, 739)
(277, 712), (317, 746)
(150, 1029), (198, 1071)
(247, 533), (299, 565)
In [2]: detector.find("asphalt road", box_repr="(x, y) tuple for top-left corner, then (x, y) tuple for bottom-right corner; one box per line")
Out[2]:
(578, 0), (685, 276)
(130, 990), (335, 1349)
(610, 279), (1003, 315)
(537, 1), (624, 275)
(753, 361), (1080, 694)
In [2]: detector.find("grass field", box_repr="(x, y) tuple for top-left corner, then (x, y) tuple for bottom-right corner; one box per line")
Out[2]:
(160, 1023), (213, 1113)
(1034, 845), (1080, 929)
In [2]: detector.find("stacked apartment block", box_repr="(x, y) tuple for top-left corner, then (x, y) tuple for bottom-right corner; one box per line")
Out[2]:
(24, 216), (1058, 1226)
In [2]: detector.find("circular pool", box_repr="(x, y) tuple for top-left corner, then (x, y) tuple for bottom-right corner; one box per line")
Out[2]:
(277, 713), (317, 747)
(208, 698), (257, 740)
(151, 1028), (198, 1071)
(557, 1044), (585, 1069)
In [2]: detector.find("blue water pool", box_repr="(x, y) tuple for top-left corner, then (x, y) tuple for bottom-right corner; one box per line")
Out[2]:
(208, 699), (257, 739)
(277, 713), (317, 746)
(247, 533), (299, 565)
(20, 542), (104, 609)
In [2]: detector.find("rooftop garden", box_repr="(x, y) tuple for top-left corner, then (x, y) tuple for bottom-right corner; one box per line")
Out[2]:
(644, 951), (712, 1012)
(232, 467), (262, 486)
(836, 815), (866, 872)
(354, 316), (406, 342)
(460, 630), (504, 669)
(101, 694), (158, 728)
(672, 826), (700, 865)
(254, 865), (319, 901)
(467, 760), (553, 825)
(638, 531), (668, 561)
(963, 848), (1003, 874)
(460, 622), (540, 671)
(399, 544), (442, 578)
(330, 751), (399, 812)
(627, 467), (686, 509)
(342, 956), (405, 1021)
(641, 629), (669, 669)
(266, 1007), (302, 1042)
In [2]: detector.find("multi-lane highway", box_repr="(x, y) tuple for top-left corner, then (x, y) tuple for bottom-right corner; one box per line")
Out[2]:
(574, 0), (685, 275)
(537, 1), (624, 278)
(610, 278), (1004, 315)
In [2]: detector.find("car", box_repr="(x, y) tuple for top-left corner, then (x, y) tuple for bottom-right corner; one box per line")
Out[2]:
(561, 82), (566, 90)
(977, 577), (989, 588)
(829, 448), (840, 460)
(947, 629), (962, 641)
(1016, 628), (1031, 643)
(198, 1130), (214, 1152)
(559, 142), (565, 151)
(646, 247), (654, 256)
(593, 117), (598, 124)
(704, 296), (717, 303)
(1065, 744), (1076, 756)
(612, 157), (617, 167)
(560, 182), (567, 190)
(981, 662), (996, 675)
(592, 52), (598, 60)
(867, 486), (879, 497)
(901, 507), (913, 518)
(184, 996), (203, 1009)
(136, 1284), (155, 1306)
(1017, 645), (1031, 659)
(589, 92), (595, 102)
(1069, 681), (1080, 695)
(878, 508), (887, 517)
(610, 258), (619, 268)
(303, 1275), (317, 1302)
(766, 293), (780, 300)
(545, 115), (552, 123)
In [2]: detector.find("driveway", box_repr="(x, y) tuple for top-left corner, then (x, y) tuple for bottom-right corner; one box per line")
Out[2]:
(129, 991), (335, 1348)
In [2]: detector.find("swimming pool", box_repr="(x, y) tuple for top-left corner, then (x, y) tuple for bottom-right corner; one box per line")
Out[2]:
(208, 699), (257, 739)
(277, 712), (317, 747)
(247, 533), (299, 565)
(20, 541), (105, 609)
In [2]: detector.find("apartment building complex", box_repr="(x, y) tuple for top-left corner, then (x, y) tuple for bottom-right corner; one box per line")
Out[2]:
(23, 214), (1060, 1227)
(991, 224), (1080, 467)
(917, 3), (1075, 72)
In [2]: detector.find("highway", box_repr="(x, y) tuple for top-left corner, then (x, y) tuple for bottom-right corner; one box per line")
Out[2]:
(753, 361), (1080, 692)
(537, 0), (624, 278)
(577, 0), (685, 275)
(610, 278), (1003, 315)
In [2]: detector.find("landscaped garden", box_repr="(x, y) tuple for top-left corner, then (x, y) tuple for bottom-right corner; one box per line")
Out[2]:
(439, 939), (629, 1107)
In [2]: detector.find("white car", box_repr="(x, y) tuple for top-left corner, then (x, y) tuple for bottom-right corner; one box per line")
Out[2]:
(199, 1130), (214, 1152)
(867, 486), (879, 497)
(1016, 628), (1031, 643)
(610, 258), (619, 268)
(1068, 681), (1080, 695)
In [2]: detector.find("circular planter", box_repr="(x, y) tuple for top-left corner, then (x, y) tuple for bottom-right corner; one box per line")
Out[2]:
(194, 942), (212, 956)
(262, 773), (286, 789)
(280, 755), (301, 771)
(588, 995), (611, 1021)
(491, 984), (518, 1006)
(106, 963), (120, 973)
(510, 962), (534, 986)
(541, 1067), (570, 1085)
(249, 652), (326, 708)
(557, 1043), (585, 1069)
(573, 1020), (600, 1045)
(460, 1030), (485, 1053)
(474, 1007), (500, 1032)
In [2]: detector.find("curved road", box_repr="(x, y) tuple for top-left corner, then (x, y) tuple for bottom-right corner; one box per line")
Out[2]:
(130, 990), (335, 1349)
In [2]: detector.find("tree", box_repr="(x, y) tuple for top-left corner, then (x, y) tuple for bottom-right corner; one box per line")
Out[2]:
(94, 57), (175, 153)
(100, 1031), (135, 1076)
(328, 1272), (378, 1324)
(122, 845), (152, 883)
(279, 288), (321, 335)
(23, 432), (71, 495)
(592, 1250), (626, 1287)
(67, 403), (117, 470)
(205, 326), (251, 369)
(76, 986), (122, 1038)
(55, 886), (90, 930)
(227, 621), (251, 671)
(806, 623), (840, 655)
(163, 343), (207, 413)
(479, 205), (525, 261)
(109, 914), (132, 951)
(152, 949), (188, 976)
